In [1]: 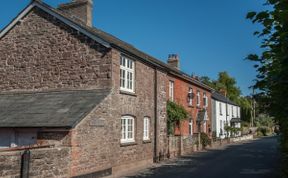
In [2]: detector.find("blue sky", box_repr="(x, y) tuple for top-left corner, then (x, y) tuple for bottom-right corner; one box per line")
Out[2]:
(0, 0), (266, 95)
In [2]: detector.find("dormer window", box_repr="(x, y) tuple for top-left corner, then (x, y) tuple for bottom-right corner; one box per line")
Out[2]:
(120, 56), (135, 93)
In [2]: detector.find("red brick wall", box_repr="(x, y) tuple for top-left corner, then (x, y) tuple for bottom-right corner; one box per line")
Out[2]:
(167, 75), (212, 136)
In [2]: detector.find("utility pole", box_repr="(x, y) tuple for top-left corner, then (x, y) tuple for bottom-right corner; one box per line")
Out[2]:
(250, 88), (256, 127)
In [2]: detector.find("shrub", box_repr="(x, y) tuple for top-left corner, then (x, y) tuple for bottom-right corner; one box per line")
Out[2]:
(257, 126), (269, 136)
(200, 132), (211, 148)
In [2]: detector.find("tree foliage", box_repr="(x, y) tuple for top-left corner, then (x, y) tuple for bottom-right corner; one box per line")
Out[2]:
(246, 0), (288, 176)
(200, 72), (241, 101)
(167, 101), (189, 135)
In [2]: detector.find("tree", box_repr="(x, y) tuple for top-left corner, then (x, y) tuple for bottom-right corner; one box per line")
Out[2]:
(201, 72), (241, 102)
(246, 0), (288, 176)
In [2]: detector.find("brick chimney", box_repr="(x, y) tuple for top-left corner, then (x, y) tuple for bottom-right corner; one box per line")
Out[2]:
(58, 0), (93, 27)
(167, 54), (180, 70)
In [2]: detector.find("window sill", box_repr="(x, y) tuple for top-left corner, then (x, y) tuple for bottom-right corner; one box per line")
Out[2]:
(120, 90), (137, 97)
(188, 104), (194, 108)
(120, 142), (137, 147)
(143, 140), (151, 144)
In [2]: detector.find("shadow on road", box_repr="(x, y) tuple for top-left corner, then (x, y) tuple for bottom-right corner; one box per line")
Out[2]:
(125, 136), (280, 178)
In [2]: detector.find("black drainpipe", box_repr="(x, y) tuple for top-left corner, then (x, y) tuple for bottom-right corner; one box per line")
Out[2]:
(21, 150), (31, 178)
(153, 68), (158, 162)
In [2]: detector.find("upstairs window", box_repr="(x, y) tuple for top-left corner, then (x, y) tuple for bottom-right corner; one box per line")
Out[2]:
(143, 117), (150, 140)
(121, 116), (135, 143)
(203, 92), (208, 107)
(219, 102), (223, 115)
(120, 56), (135, 93)
(196, 91), (200, 107)
(237, 108), (240, 118)
(169, 81), (174, 101)
(227, 105), (230, 116)
(188, 88), (193, 106)
(232, 106), (235, 117)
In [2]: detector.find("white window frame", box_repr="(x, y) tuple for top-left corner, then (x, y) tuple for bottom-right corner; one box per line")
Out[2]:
(188, 88), (193, 106)
(227, 105), (230, 116)
(121, 116), (135, 143)
(232, 106), (235, 117)
(169, 81), (174, 101)
(143, 117), (150, 140)
(237, 107), (240, 118)
(203, 93), (208, 107)
(189, 119), (193, 136)
(197, 91), (200, 107)
(219, 102), (223, 115)
(120, 56), (135, 93)
(203, 121), (207, 133)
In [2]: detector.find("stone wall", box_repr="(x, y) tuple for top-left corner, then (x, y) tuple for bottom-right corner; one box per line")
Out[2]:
(0, 4), (168, 178)
(37, 130), (71, 146)
(156, 70), (168, 161)
(0, 7), (112, 92)
(168, 135), (196, 158)
(0, 147), (71, 178)
(69, 49), (168, 177)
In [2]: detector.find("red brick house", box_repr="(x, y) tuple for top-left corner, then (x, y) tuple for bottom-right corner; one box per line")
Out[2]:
(166, 54), (213, 137)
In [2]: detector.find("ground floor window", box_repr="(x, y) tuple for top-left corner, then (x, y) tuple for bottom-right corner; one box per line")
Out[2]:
(143, 117), (150, 140)
(121, 116), (135, 143)
(189, 119), (193, 135)
(203, 122), (207, 133)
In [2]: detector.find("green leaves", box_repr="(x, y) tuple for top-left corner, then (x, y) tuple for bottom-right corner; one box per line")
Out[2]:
(246, 11), (257, 19)
(167, 101), (188, 123)
(167, 101), (189, 135)
(246, 0), (288, 175)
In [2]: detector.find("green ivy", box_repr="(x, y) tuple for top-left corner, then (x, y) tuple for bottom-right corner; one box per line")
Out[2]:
(167, 101), (189, 135)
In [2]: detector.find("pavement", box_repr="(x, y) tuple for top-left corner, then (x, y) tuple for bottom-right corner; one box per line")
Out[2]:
(123, 136), (280, 178)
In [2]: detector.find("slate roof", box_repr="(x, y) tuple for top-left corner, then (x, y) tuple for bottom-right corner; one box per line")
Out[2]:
(0, 89), (110, 128)
(211, 91), (239, 106)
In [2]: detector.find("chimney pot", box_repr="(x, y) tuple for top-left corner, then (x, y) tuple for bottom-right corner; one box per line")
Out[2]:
(167, 54), (180, 70)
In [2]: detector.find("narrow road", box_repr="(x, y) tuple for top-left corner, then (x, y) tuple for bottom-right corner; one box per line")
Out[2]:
(125, 136), (280, 178)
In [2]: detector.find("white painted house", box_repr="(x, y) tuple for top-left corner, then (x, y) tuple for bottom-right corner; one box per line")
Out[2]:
(211, 92), (241, 138)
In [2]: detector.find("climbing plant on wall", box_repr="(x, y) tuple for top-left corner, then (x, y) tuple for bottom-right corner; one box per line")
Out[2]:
(167, 101), (189, 135)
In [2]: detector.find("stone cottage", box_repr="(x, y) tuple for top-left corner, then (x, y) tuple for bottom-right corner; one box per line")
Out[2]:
(0, 0), (169, 177)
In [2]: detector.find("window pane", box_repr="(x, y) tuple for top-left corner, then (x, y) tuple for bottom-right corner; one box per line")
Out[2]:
(120, 56), (135, 92)
(143, 118), (149, 139)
